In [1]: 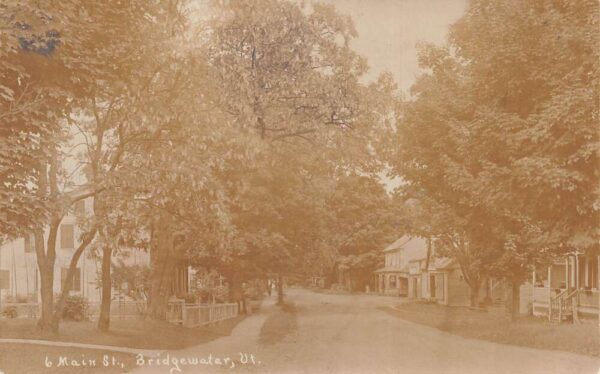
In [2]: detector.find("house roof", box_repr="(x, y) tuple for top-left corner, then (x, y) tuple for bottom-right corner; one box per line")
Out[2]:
(383, 237), (411, 252)
(429, 257), (456, 270)
(383, 236), (428, 255)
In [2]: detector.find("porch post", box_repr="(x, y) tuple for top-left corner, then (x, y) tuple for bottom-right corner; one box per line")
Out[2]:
(585, 257), (589, 287)
(444, 273), (449, 306)
(565, 258), (569, 289)
(570, 257), (575, 288)
(575, 254), (579, 289)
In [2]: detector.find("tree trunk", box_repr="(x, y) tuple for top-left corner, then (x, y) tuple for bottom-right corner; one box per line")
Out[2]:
(146, 212), (177, 320)
(469, 279), (481, 308)
(510, 280), (521, 321)
(97, 245), (113, 331)
(277, 273), (284, 305)
(227, 274), (247, 313)
(37, 262), (55, 332)
(52, 227), (97, 330)
(35, 222), (59, 333)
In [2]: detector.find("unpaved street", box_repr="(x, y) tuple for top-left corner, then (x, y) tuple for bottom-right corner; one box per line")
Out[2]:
(129, 289), (600, 374)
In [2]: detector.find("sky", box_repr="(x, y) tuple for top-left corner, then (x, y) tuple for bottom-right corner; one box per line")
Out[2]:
(193, 0), (467, 91)
(319, 0), (467, 90)
(313, 0), (467, 190)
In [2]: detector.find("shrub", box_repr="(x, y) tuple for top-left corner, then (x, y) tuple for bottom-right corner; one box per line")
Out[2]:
(176, 293), (197, 304)
(60, 296), (88, 321)
(244, 287), (263, 301)
(2, 306), (18, 318)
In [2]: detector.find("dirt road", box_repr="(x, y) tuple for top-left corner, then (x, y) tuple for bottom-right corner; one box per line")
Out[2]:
(129, 288), (600, 374)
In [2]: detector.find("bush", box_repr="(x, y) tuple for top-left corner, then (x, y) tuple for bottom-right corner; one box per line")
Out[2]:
(2, 306), (18, 318)
(244, 287), (263, 301)
(176, 293), (197, 304)
(60, 296), (88, 321)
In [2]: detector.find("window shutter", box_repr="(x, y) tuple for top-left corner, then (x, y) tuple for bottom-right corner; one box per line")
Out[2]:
(0, 270), (9, 289)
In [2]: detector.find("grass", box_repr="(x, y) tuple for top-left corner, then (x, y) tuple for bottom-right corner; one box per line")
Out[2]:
(0, 316), (244, 350)
(0, 316), (245, 373)
(384, 301), (599, 357)
(259, 303), (297, 345)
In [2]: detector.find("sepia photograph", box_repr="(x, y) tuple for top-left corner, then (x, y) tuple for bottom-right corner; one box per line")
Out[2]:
(0, 0), (598, 373)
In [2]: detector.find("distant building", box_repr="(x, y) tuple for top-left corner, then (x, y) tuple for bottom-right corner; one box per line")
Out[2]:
(376, 236), (505, 307)
(375, 236), (428, 296)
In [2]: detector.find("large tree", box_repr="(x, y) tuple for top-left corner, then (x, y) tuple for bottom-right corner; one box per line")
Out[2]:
(391, 0), (599, 317)
(0, 0), (189, 332)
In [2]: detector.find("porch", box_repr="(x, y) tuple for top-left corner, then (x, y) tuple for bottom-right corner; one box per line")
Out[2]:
(375, 270), (408, 296)
(531, 254), (599, 322)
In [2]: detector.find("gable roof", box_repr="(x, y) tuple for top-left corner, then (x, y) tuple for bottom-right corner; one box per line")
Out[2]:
(383, 237), (411, 252)
(383, 236), (428, 260)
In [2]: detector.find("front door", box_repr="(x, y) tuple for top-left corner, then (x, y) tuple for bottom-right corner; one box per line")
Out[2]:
(430, 275), (436, 298)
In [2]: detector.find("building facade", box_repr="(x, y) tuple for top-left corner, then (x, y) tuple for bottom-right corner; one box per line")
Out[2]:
(0, 197), (151, 306)
(375, 236), (429, 296)
(528, 253), (599, 322)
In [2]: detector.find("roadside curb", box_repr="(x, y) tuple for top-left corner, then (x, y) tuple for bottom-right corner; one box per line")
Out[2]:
(0, 338), (162, 357)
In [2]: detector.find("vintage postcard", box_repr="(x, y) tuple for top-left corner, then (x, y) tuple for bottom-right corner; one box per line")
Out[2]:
(0, 0), (598, 373)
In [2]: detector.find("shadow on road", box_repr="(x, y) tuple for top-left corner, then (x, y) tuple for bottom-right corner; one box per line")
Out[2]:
(259, 302), (298, 346)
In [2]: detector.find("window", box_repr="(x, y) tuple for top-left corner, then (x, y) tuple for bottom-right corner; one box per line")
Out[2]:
(61, 267), (81, 292)
(0, 270), (9, 290)
(534, 266), (549, 287)
(60, 224), (75, 249)
(24, 233), (34, 253)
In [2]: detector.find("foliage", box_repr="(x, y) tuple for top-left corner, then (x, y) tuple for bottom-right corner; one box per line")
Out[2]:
(110, 260), (151, 302)
(1, 306), (18, 319)
(390, 0), (599, 290)
(58, 295), (88, 321)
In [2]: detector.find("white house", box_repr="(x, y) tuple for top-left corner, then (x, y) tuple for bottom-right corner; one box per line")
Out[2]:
(0, 197), (150, 306)
(375, 236), (428, 296)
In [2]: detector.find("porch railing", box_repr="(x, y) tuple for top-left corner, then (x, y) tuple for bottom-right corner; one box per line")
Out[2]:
(548, 289), (577, 323)
(576, 289), (599, 309)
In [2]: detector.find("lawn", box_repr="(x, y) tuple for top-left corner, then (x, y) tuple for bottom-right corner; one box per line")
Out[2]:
(0, 316), (245, 374)
(0, 316), (244, 350)
(384, 302), (599, 357)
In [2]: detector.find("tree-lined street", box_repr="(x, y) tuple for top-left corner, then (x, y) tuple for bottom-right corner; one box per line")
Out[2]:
(130, 289), (600, 374)
(1, 0), (598, 373)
